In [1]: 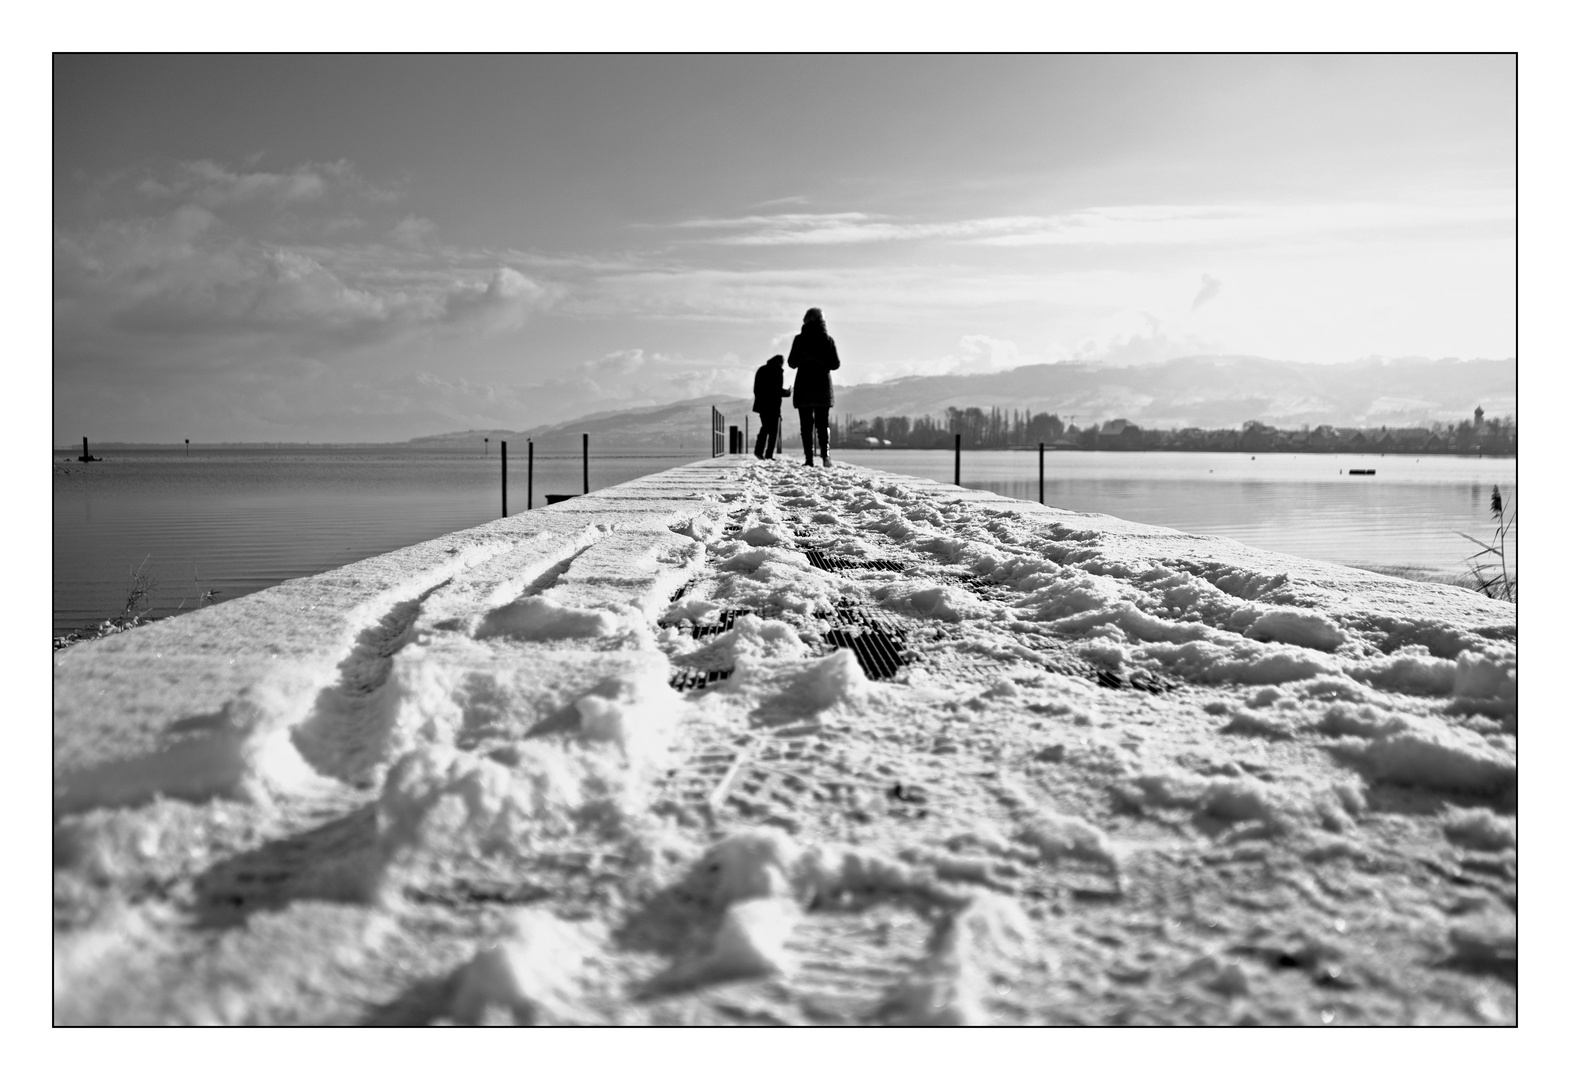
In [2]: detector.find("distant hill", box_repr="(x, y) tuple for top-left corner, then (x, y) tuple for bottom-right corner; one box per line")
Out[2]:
(407, 394), (752, 450)
(831, 355), (1516, 431)
(409, 356), (1515, 449)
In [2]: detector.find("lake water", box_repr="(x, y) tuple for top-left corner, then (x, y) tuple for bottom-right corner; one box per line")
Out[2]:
(52, 445), (700, 634)
(53, 445), (1517, 635)
(841, 448), (1517, 582)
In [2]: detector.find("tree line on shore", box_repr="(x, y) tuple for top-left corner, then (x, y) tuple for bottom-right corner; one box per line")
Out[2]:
(774, 405), (1516, 455)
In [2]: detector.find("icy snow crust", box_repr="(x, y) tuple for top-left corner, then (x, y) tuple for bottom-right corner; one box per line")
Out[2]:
(53, 458), (1516, 1025)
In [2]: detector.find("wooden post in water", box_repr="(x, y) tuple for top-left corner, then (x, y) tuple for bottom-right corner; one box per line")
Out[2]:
(582, 432), (589, 494)
(527, 440), (534, 509)
(954, 433), (961, 485)
(1039, 442), (1045, 503)
(501, 440), (508, 517)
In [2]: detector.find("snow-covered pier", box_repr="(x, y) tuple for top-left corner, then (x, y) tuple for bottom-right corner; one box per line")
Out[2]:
(54, 457), (1517, 1024)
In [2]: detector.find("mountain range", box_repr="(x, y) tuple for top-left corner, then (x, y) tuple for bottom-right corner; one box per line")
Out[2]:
(410, 355), (1516, 448)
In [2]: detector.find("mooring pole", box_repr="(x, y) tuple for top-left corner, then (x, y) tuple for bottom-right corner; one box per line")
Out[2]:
(527, 440), (534, 510)
(582, 432), (589, 494)
(1039, 441), (1045, 503)
(954, 433), (961, 486)
(501, 441), (508, 517)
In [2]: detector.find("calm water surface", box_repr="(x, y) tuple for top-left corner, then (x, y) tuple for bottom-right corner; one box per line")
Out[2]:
(840, 448), (1517, 580)
(54, 445), (1517, 634)
(53, 445), (700, 633)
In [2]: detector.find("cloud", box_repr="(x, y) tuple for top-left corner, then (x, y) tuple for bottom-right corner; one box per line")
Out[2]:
(129, 159), (375, 209)
(584, 348), (649, 377)
(944, 335), (1027, 375)
(441, 267), (556, 332)
(670, 211), (1048, 247)
(390, 216), (438, 248)
(1192, 273), (1222, 310)
(56, 201), (558, 355)
(659, 197), (1512, 251)
(975, 201), (1512, 249)
(1072, 326), (1223, 367)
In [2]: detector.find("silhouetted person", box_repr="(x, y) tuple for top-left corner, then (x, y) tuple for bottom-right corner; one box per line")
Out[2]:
(752, 354), (789, 459)
(787, 307), (840, 466)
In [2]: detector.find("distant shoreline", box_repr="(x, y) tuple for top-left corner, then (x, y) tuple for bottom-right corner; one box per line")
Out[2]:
(54, 443), (1519, 459)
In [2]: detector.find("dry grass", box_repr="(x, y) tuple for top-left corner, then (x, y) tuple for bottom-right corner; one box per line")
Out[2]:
(1458, 485), (1516, 603)
(53, 556), (165, 651)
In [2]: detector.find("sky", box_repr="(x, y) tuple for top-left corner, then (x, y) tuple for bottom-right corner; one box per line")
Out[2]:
(53, 54), (1516, 443)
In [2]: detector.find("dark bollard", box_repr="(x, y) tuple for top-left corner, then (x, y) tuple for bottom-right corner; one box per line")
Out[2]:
(527, 440), (534, 510)
(1039, 442), (1045, 503)
(501, 440), (508, 517)
(583, 432), (589, 494)
(954, 433), (961, 485)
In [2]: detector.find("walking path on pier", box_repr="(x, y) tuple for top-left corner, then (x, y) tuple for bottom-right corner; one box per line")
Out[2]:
(54, 457), (1517, 1024)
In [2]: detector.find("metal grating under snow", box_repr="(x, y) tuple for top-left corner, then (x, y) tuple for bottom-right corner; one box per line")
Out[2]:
(1094, 668), (1175, 694)
(802, 548), (908, 574)
(951, 574), (1015, 601)
(825, 625), (911, 680)
(668, 667), (734, 692)
(909, 657), (1017, 682)
(657, 608), (755, 638)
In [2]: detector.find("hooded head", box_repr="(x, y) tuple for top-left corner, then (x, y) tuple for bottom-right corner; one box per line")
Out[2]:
(768, 354), (785, 367)
(802, 307), (825, 332)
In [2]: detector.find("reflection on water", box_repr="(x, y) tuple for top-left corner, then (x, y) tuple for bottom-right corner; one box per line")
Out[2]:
(838, 448), (1517, 577)
(52, 446), (699, 633)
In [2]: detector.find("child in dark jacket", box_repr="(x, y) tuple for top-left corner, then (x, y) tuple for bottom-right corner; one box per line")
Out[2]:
(751, 354), (789, 458)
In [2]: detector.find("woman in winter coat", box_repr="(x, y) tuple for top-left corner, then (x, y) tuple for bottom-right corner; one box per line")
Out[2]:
(786, 307), (841, 466)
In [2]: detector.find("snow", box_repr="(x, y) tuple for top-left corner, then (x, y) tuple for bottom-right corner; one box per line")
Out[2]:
(1243, 607), (1346, 652)
(873, 580), (990, 622)
(688, 828), (801, 906)
(1335, 727), (1516, 795)
(448, 910), (592, 1025)
(52, 455), (1517, 1025)
(474, 594), (622, 640)
(574, 668), (682, 762)
(1442, 806), (1517, 851)
(701, 898), (798, 978)
(1016, 808), (1118, 868)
